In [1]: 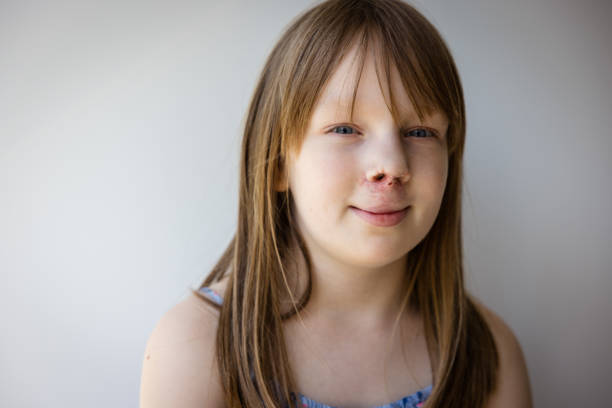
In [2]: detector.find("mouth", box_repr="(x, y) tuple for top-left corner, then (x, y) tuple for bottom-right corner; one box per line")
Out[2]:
(349, 205), (410, 227)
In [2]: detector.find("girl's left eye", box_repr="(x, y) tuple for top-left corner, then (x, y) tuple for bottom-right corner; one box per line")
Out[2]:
(331, 125), (358, 135)
(405, 128), (436, 138)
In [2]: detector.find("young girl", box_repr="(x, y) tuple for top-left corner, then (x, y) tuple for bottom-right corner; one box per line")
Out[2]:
(140, 0), (531, 407)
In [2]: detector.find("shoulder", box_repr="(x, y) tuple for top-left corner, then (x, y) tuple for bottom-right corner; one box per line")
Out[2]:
(139, 292), (225, 408)
(470, 296), (533, 408)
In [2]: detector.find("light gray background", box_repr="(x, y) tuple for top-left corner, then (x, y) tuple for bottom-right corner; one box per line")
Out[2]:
(1, 0), (610, 406)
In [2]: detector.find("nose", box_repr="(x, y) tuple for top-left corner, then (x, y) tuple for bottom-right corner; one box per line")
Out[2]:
(366, 167), (410, 187)
(365, 139), (411, 188)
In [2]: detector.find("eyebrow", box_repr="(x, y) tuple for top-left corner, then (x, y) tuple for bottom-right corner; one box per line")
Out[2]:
(318, 94), (417, 112)
(316, 101), (428, 121)
(317, 97), (355, 109)
(315, 92), (447, 124)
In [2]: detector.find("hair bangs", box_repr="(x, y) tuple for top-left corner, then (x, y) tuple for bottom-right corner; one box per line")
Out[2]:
(281, 6), (463, 161)
(340, 26), (446, 133)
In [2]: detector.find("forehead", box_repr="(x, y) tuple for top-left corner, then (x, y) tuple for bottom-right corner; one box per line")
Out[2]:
(312, 39), (446, 125)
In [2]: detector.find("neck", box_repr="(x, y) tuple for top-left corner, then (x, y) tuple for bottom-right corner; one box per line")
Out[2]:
(283, 239), (413, 332)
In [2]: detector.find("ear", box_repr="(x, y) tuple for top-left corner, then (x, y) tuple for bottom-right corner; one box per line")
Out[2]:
(273, 157), (289, 192)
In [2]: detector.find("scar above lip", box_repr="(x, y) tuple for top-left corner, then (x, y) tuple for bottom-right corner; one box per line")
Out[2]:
(359, 177), (404, 194)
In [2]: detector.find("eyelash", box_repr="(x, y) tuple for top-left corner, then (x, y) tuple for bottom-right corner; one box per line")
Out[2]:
(330, 125), (437, 139)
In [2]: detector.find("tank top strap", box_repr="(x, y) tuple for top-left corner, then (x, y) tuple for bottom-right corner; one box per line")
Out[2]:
(198, 286), (224, 306)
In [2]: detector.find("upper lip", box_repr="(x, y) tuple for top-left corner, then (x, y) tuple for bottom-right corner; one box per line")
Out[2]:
(351, 204), (410, 214)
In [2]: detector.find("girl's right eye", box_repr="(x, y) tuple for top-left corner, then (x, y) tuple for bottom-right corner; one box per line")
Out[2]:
(331, 125), (358, 135)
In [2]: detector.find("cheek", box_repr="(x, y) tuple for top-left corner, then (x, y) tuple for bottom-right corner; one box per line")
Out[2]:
(410, 148), (448, 199)
(429, 153), (448, 194)
(292, 147), (354, 200)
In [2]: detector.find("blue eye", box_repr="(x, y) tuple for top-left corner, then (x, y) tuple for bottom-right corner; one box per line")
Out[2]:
(330, 125), (437, 138)
(406, 128), (435, 138)
(331, 125), (357, 135)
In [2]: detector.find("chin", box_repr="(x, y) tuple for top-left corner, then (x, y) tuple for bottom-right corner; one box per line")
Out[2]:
(343, 244), (410, 269)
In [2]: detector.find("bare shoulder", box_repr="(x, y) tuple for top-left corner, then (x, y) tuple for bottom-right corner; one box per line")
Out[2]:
(139, 292), (225, 408)
(471, 296), (533, 408)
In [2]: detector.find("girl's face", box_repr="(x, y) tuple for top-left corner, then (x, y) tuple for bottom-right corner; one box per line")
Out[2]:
(285, 43), (449, 270)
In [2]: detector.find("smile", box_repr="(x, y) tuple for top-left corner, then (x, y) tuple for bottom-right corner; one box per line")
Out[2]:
(349, 206), (410, 227)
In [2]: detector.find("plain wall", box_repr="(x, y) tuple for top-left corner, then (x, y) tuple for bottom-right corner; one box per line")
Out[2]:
(1, 0), (610, 406)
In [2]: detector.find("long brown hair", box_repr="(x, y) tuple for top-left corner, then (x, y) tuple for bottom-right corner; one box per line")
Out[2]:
(193, 0), (498, 406)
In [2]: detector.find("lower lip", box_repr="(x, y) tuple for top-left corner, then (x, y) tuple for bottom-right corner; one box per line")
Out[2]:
(350, 206), (410, 227)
